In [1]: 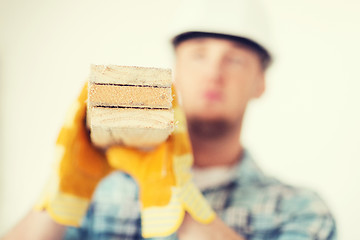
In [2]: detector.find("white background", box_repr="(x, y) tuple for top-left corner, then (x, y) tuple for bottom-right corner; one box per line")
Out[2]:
(1, 0), (359, 239)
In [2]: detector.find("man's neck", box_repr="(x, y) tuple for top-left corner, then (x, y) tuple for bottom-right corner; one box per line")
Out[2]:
(189, 126), (243, 168)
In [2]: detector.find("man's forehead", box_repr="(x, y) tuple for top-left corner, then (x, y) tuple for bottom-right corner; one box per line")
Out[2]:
(174, 32), (271, 69)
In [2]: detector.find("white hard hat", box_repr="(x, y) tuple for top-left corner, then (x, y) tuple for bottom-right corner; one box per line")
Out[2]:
(168, 0), (274, 63)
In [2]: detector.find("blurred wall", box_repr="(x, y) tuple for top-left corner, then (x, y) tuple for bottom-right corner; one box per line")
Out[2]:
(1, 0), (359, 239)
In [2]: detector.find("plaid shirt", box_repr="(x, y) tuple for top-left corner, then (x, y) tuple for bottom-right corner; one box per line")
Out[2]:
(64, 151), (337, 240)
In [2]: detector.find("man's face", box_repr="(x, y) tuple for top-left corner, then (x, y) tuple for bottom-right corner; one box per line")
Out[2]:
(174, 37), (265, 131)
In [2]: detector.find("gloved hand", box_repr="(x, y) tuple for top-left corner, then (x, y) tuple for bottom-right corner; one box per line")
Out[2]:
(34, 81), (114, 225)
(106, 97), (215, 238)
(34, 81), (215, 238)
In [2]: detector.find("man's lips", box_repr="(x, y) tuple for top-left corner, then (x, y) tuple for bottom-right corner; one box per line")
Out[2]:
(203, 91), (223, 101)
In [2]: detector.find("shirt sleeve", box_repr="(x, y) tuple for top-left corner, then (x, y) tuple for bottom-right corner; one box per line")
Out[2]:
(63, 227), (82, 240)
(62, 171), (142, 240)
(275, 189), (337, 240)
(63, 204), (95, 240)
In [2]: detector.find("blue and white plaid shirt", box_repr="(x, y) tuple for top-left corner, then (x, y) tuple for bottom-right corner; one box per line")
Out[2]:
(64, 151), (337, 240)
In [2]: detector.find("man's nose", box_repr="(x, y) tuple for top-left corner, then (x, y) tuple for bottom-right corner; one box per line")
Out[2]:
(204, 59), (224, 86)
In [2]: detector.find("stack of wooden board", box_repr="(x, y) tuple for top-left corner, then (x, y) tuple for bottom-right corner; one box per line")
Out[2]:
(87, 65), (174, 148)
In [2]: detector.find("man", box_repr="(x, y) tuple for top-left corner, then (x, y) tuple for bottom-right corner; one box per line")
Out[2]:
(3, 0), (336, 239)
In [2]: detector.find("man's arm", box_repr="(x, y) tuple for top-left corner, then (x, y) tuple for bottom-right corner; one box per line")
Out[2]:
(1, 210), (66, 240)
(177, 213), (246, 240)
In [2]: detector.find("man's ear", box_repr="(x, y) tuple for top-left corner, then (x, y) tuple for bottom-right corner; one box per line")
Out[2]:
(254, 72), (266, 98)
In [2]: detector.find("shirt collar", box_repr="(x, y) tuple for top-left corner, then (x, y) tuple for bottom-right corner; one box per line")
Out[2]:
(234, 149), (269, 186)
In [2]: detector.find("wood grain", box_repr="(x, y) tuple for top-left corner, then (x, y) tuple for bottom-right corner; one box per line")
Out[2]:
(87, 65), (174, 148)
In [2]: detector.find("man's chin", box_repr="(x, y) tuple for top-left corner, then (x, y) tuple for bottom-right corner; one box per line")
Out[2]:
(187, 117), (232, 140)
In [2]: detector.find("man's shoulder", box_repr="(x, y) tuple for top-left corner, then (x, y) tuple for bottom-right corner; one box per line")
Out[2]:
(232, 161), (328, 209)
(249, 177), (332, 215)
(233, 151), (333, 215)
(225, 174), (337, 239)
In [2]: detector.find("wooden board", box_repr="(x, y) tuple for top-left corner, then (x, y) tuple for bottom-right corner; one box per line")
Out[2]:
(88, 84), (172, 108)
(87, 65), (174, 148)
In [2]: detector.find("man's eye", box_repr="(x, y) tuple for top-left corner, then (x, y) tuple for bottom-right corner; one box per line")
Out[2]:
(192, 51), (205, 59)
(226, 56), (244, 64)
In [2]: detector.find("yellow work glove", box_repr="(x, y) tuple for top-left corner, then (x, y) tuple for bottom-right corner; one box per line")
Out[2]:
(35, 82), (215, 238)
(106, 101), (216, 238)
(34, 82), (113, 225)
